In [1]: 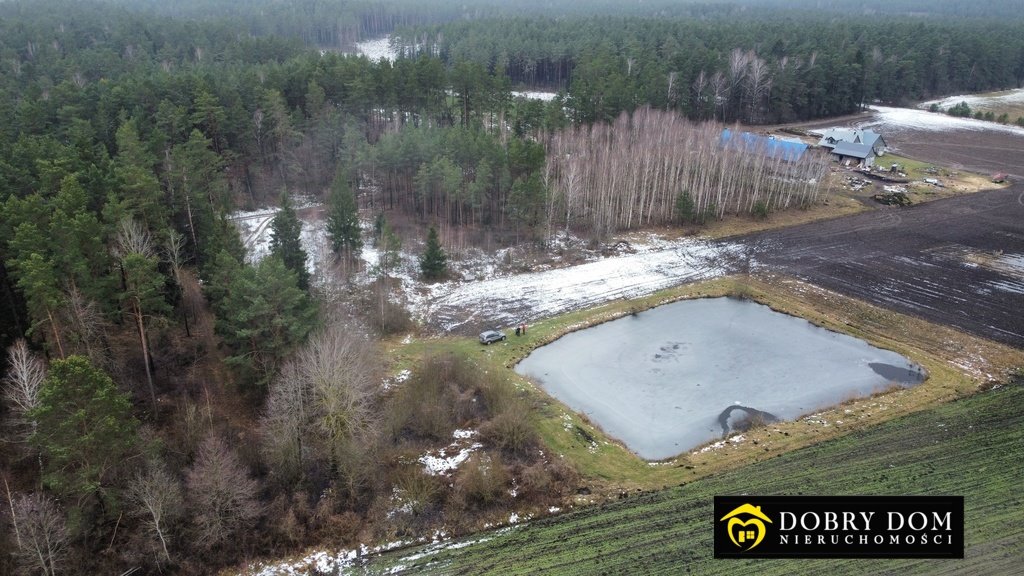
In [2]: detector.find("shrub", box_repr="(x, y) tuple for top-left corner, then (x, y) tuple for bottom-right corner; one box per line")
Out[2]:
(455, 453), (509, 508)
(519, 457), (580, 499)
(366, 289), (414, 336)
(481, 402), (537, 456)
(752, 200), (770, 219)
(391, 465), (445, 516)
(388, 373), (457, 441)
(675, 190), (696, 224)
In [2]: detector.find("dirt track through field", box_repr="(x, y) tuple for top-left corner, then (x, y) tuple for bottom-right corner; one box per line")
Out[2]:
(744, 183), (1024, 348)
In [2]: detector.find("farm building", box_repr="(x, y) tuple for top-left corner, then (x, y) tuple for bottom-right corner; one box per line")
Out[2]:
(720, 129), (808, 162)
(815, 128), (887, 168)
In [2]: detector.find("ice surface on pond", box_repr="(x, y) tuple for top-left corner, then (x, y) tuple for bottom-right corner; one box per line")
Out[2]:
(516, 297), (924, 460)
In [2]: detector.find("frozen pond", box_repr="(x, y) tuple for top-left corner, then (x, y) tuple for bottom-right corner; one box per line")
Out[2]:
(516, 297), (924, 460)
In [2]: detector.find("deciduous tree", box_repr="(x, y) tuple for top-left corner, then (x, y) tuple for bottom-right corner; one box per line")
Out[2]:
(8, 492), (68, 576)
(186, 435), (261, 551)
(126, 460), (184, 564)
(261, 324), (380, 486)
(3, 339), (44, 443)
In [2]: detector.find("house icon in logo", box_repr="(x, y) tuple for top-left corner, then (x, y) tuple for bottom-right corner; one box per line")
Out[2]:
(720, 503), (773, 551)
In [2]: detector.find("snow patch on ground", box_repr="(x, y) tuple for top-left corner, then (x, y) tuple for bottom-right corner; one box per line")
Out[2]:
(692, 434), (746, 455)
(300, 217), (332, 283)
(863, 105), (1024, 137)
(419, 430), (482, 476)
(227, 197), (325, 278)
(356, 224), (433, 313)
(240, 527), (514, 576)
(386, 488), (416, 520)
(512, 90), (558, 101)
(354, 36), (398, 62)
(420, 237), (742, 331)
(382, 369), (411, 392)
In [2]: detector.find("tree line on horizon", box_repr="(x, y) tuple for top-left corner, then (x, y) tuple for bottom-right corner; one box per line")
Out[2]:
(398, 16), (1024, 124)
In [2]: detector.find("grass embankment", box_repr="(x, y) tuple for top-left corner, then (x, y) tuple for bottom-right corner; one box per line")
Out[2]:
(884, 154), (1005, 203)
(364, 378), (1024, 575)
(391, 275), (1022, 497)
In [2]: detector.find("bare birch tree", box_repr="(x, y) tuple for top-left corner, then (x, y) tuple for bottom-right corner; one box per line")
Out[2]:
(542, 107), (830, 238)
(3, 340), (44, 443)
(186, 435), (261, 550)
(746, 55), (772, 123)
(260, 323), (380, 486)
(59, 286), (107, 366)
(9, 492), (68, 576)
(3, 340), (44, 420)
(127, 460), (184, 564)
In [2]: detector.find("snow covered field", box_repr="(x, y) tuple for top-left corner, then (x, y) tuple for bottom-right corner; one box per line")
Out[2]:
(227, 199), (331, 284)
(354, 36), (398, 62)
(420, 238), (742, 332)
(863, 105), (1024, 137)
(920, 88), (1024, 112)
(231, 202), (742, 334)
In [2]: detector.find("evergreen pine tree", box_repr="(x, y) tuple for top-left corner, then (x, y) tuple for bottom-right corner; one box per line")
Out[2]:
(326, 170), (363, 257)
(675, 190), (695, 224)
(419, 226), (448, 280)
(30, 356), (139, 503)
(270, 191), (309, 290)
(213, 256), (317, 392)
(373, 213), (386, 243)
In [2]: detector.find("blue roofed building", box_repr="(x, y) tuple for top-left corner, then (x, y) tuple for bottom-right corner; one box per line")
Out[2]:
(720, 129), (809, 162)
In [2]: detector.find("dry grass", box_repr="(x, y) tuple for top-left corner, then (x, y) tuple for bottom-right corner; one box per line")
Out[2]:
(626, 193), (866, 241)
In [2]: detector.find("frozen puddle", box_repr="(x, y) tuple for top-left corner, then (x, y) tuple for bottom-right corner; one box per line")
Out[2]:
(516, 297), (924, 460)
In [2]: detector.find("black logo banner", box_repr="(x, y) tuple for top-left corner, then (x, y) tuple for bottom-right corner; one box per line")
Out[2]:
(714, 496), (964, 559)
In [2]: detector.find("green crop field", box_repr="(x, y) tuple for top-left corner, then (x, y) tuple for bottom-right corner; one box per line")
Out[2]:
(360, 380), (1024, 575)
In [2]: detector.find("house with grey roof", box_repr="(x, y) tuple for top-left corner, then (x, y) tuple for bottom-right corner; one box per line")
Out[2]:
(816, 128), (887, 167)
